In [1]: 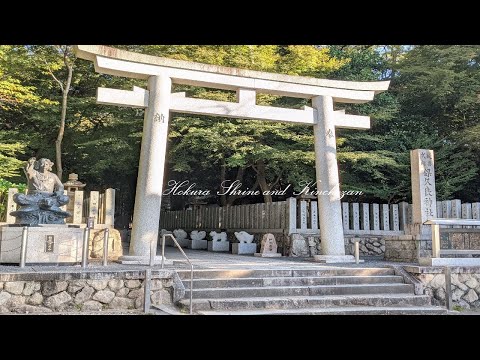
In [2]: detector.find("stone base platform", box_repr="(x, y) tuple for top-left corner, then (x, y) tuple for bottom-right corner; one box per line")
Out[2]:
(189, 239), (207, 250)
(419, 257), (480, 266)
(0, 225), (83, 265)
(208, 241), (229, 252)
(254, 252), (282, 258)
(117, 255), (172, 265)
(166, 237), (189, 248)
(313, 255), (356, 263)
(232, 243), (257, 255)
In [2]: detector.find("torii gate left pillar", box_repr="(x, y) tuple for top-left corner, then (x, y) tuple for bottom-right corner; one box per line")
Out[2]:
(121, 74), (171, 263)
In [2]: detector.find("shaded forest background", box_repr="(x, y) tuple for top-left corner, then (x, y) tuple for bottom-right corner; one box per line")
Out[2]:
(1, 45), (480, 225)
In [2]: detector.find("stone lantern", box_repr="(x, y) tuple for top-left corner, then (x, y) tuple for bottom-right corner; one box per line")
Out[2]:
(63, 173), (86, 193)
(63, 173), (86, 218)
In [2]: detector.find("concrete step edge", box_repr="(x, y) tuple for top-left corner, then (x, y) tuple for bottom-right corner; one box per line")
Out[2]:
(197, 306), (447, 315)
(186, 283), (413, 292)
(178, 293), (431, 305)
(182, 275), (404, 282)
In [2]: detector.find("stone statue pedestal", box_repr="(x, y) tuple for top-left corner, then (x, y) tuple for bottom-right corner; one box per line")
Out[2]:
(0, 224), (83, 265)
(208, 241), (229, 252)
(189, 239), (207, 250)
(254, 252), (282, 258)
(313, 255), (356, 263)
(117, 255), (171, 265)
(164, 236), (189, 248)
(232, 243), (257, 255)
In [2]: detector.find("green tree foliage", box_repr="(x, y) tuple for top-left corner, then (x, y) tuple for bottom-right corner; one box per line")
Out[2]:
(328, 46), (405, 203)
(1, 44), (480, 221)
(393, 45), (480, 200)
(0, 46), (56, 179)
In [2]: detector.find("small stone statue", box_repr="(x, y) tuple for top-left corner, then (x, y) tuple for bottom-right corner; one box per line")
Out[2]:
(10, 157), (71, 225)
(173, 229), (188, 240)
(191, 230), (206, 241)
(210, 231), (227, 242)
(234, 231), (254, 243)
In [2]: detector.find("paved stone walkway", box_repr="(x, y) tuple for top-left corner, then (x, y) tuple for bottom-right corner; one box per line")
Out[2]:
(0, 247), (419, 274)
(162, 247), (416, 270)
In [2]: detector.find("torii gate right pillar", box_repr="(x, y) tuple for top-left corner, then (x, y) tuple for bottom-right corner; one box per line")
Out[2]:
(312, 95), (355, 263)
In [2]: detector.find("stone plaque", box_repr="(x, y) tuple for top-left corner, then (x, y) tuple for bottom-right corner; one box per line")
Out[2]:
(45, 235), (55, 252)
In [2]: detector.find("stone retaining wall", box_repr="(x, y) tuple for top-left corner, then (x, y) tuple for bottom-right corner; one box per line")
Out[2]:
(405, 266), (480, 309)
(288, 234), (384, 257)
(385, 232), (480, 263)
(0, 269), (184, 314)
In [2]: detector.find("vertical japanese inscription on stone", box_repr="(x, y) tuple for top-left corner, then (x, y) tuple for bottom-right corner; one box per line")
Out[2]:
(45, 235), (54, 252)
(411, 149), (437, 227)
(419, 150), (436, 221)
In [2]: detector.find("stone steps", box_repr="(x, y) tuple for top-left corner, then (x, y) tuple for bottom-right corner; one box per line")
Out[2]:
(175, 267), (446, 315)
(178, 293), (434, 312)
(182, 275), (404, 289)
(177, 268), (395, 280)
(184, 283), (414, 299)
(197, 306), (446, 315)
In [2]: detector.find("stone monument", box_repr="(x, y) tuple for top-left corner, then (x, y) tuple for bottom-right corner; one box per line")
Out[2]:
(0, 158), (84, 265)
(233, 231), (257, 255)
(254, 233), (281, 257)
(208, 231), (229, 252)
(11, 158), (71, 225)
(384, 149), (437, 262)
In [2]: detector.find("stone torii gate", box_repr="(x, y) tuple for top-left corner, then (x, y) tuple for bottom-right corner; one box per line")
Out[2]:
(75, 45), (389, 264)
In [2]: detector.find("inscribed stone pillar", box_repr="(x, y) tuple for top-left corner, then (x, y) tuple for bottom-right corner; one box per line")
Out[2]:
(73, 191), (84, 224)
(410, 149), (437, 237)
(361, 203), (370, 231)
(89, 191), (99, 225)
(6, 188), (18, 224)
(105, 188), (115, 227)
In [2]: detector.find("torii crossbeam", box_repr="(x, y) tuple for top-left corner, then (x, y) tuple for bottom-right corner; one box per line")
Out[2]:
(75, 45), (389, 264)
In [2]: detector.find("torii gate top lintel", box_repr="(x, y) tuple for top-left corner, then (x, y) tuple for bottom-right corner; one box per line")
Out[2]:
(74, 45), (389, 104)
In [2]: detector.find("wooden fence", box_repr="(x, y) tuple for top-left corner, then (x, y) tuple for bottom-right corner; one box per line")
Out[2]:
(5, 188), (115, 226)
(161, 201), (288, 234)
(159, 198), (480, 236)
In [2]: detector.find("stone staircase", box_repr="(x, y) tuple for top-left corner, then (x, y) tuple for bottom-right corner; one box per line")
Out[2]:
(176, 268), (447, 315)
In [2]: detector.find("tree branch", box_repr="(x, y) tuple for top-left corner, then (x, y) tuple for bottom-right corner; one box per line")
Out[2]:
(270, 175), (281, 189)
(43, 59), (64, 93)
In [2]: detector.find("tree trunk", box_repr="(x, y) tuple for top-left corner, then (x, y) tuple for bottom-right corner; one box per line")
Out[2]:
(256, 160), (272, 203)
(226, 167), (246, 206)
(55, 62), (72, 181)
